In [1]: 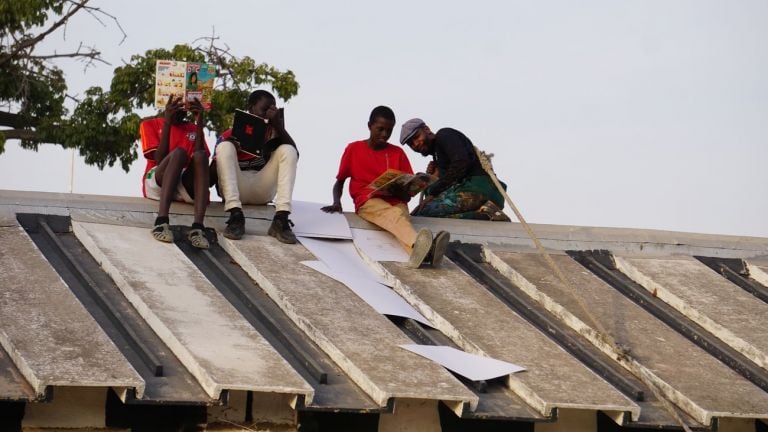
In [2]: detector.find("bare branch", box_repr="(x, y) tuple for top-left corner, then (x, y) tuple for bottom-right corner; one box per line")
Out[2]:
(77, 1), (128, 45)
(31, 47), (107, 64)
(0, 0), (91, 67)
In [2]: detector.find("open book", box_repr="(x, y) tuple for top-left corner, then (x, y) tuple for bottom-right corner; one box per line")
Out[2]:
(367, 169), (435, 198)
(154, 60), (216, 110)
(231, 109), (268, 157)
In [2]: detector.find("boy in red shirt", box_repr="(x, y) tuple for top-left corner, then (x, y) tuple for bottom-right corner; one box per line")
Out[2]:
(140, 95), (211, 248)
(322, 106), (449, 268)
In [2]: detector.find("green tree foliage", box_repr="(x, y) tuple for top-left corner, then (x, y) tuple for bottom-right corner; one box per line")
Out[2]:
(0, 0), (299, 171)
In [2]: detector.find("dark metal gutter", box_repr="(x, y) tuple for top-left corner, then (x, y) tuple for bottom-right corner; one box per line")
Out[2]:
(695, 256), (768, 304)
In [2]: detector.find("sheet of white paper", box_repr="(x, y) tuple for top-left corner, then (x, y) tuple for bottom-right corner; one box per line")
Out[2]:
(301, 260), (431, 326)
(352, 228), (410, 262)
(290, 200), (353, 239)
(298, 236), (387, 285)
(399, 344), (526, 381)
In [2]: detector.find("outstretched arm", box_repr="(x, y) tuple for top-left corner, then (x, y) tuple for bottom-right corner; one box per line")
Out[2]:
(321, 179), (345, 213)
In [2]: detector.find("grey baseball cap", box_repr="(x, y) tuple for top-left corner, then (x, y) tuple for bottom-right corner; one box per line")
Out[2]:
(399, 118), (426, 145)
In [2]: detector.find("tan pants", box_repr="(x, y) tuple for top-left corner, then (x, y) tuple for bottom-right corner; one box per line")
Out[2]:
(357, 198), (418, 253)
(216, 141), (298, 212)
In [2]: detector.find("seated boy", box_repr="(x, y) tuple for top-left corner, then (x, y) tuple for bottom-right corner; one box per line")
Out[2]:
(321, 106), (449, 268)
(140, 95), (211, 249)
(211, 90), (299, 244)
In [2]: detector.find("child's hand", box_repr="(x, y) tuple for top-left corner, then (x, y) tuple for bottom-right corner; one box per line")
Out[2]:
(188, 98), (205, 125)
(389, 184), (411, 202)
(426, 161), (438, 176)
(321, 203), (342, 213)
(163, 95), (183, 122)
(265, 105), (284, 130)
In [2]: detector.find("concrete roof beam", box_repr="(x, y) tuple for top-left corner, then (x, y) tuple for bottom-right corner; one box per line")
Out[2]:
(484, 249), (768, 425)
(0, 226), (145, 399)
(615, 255), (768, 372)
(219, 236), (478, 414)
(71, 221), (314, 404)
(358, 250), (640, 421)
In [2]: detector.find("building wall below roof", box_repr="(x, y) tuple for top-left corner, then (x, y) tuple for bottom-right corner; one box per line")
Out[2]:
(378, 399), (440, 432)
(535, 409), (595, 432)
(22, 387), (107, 429)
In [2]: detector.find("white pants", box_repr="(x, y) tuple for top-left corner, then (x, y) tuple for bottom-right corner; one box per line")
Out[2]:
(215, 140), (298, 212)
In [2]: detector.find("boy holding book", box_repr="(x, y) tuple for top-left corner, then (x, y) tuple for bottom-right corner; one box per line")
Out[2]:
(322, 106), (449, 268)
(140, 95), (211, 249)
(212, 90), (299, 244)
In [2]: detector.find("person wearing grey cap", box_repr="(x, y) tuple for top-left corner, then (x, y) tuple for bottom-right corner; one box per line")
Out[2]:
(399, 118), (510, 221)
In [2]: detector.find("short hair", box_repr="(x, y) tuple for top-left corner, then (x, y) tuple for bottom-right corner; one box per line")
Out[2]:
(247, 90), (275, 108)
(369, 105), (395, 123)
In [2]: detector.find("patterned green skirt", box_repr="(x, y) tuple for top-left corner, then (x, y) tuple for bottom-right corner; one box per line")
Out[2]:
(412, 175), (508, 220)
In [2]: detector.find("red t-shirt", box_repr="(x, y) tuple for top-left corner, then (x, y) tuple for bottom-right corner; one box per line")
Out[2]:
(336, 140), (414, 211)
(139, 117), (209, 197)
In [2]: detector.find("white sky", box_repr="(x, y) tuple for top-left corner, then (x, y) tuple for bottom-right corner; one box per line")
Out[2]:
(1, 0), (766, 238)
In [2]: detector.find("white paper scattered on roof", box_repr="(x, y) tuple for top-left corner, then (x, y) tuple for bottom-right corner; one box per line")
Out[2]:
(298, 236), (388, 285)
(352, 228), (410, 263)
(400, 344), (526, 381)
(301, 260), (431, 326)
(290, 200), (353, 239)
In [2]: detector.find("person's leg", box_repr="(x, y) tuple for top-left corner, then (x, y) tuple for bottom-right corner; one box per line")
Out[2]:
(214, 141), (249, 239)
(267, 145), (299, 243)
(180, 150), (211, 249)
(358, 199), (419, 252)
(413, 187), (487, 218)
(233, 145), (298, 243)
(155, 148), (189, 218)
(150, 148), (189, 243)
(357, 199), (434, 268)
(358, 199), (433, 269)
(270, 144), (298, 213)
(181, 150), (210, 225)
(214, 141), (243, 211)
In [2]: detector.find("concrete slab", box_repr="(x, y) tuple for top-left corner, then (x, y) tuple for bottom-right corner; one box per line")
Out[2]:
(72, 222), (313, 403)
(745, 258), (768, 288)
(347, 213), (768, 259)
(218, 235), (478, 413)
(0, 226), (144, 397)
(615, 255), (768, 372)
(0, 345), (35, 401)
(3, 189), (768, 259)
(364, 256), (639, 420)
(488, 250), (768, 425)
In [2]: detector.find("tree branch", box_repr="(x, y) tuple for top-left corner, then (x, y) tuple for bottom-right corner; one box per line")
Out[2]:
(0, 0), (90, 67)
(0, 129), (38, 141)
(30, 45), (107, 65)
(0, 111), (35, 128)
